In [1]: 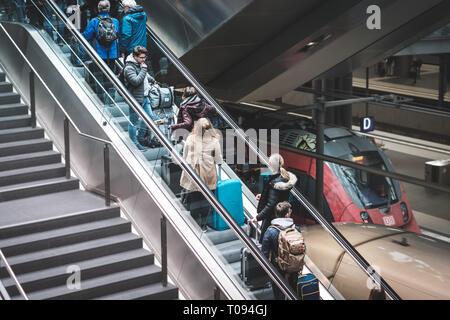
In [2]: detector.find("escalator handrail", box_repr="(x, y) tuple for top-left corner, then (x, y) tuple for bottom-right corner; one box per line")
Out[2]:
(42, 0), (298, 300)
(143, 19), (401, 300)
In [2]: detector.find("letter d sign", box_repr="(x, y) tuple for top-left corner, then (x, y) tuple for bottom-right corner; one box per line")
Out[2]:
(360, 116), (374, 133)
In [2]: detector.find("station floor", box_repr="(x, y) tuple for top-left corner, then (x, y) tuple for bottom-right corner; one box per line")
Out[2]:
(353, 64), (450, 102)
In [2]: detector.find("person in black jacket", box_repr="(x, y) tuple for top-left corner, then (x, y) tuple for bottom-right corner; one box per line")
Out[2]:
(252, 154), (297, 243)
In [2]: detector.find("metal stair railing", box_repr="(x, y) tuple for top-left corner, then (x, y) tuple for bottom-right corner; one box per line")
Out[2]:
(0, 249), (28, 300)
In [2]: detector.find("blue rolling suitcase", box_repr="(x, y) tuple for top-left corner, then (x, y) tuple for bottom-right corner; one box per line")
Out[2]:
(296, 273), (320, 300)
(208, 166), (245, 231)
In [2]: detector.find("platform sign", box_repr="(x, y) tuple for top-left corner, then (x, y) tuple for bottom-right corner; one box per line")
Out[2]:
(360, 116), (374, 133)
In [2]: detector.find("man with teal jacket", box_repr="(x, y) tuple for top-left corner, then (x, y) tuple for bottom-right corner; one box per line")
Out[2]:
(120, 0), (147, 58)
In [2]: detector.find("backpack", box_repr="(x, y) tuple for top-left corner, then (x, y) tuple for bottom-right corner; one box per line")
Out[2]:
(148, 84), (175, 109)
(118, 61), (134, 87)
(270, 225), (305, 273)
(96, 17), (118, 48)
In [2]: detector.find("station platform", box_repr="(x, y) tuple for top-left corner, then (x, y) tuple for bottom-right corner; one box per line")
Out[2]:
(353, 64), (450, 102)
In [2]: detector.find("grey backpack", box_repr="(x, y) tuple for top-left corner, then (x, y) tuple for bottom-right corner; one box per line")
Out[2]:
(96, 17), (118, 48)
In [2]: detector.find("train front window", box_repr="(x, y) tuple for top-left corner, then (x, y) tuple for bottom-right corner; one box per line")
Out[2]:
(331, 152), (400, 209)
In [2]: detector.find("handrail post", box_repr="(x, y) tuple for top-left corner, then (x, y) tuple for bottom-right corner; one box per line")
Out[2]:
(64, 117), (70, 179)
(161, 214), (168, 287)
(29, 71), (36, 128)
(315, 99), (325, 214)
(104, 143), (111, 207)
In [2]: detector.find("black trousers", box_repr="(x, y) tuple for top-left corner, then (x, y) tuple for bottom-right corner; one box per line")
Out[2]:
(272, 272), (297, 300)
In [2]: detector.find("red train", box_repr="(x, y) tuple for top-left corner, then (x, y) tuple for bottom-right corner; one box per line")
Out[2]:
(276, 125), (421, 234)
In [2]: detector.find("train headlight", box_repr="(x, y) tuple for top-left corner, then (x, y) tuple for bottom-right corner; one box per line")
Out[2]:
(400, 202), (409, 223)
(360, 211), (370, 223)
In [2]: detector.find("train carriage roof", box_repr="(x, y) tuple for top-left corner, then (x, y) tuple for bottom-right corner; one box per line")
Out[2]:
(279, 127), (379, 159)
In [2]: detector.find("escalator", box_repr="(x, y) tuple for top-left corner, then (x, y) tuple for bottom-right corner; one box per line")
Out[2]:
(0, 0), (401, 300)
(143, 0), (450, 102)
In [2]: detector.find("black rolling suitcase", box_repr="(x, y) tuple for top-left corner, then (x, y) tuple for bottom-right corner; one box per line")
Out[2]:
(161, 154), (182, 196)
(240, 243), (271, 290)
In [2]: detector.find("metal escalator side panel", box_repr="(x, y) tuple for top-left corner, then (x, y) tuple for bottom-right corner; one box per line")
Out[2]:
(143, 0), (252, 57)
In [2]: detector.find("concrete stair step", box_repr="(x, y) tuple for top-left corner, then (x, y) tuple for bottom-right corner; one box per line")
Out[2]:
(18, 265), (162, 300)
(214, 239), (243, 264)
(0, 216), (130, 256)
(0, 176), (79, 202)
(0, 150), (61, 172)
(2, 233), (142, 276)
(0, 138), (53, 157)
(0, 127), (44, 144)
(0, 114), (31, 130)
(0, 82), (13, 93)
(0, 103), (28, 117)
(2, 249), (154, 296)
(106, 102), (129, 118)
(206, 224), (249, 245)
(0, 92), (20, 105)
(230, 260), (241, 275)
(0, 206), (120, 240)
(0, 163), (66, 187)
(94, 282), (178, 300)
(113, 116), (129, 131)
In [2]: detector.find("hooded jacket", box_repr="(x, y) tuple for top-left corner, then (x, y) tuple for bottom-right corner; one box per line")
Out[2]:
(119, 5), (147, 55)
(171, 95), (216, 132)
(123, 54), (155, 104)
(83, 12), (120, 59)
(256, 171), (297, 242)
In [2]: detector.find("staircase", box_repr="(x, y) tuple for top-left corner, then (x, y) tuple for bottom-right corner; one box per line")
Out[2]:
(0, 67), (178, 300)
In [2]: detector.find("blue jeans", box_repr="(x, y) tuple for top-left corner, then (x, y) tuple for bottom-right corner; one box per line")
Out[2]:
(12, 0), (25, 22)
(128, 97), (157, 141)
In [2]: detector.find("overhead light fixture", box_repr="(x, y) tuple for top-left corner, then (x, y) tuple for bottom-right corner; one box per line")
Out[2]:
(287, 112), (312, 119)
(240, 102), (277, 111)
(299, 33), (333, 53)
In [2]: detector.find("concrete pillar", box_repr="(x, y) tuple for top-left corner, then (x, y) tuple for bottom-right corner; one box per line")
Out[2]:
(438, 54), (448, 108)
(397, 55), (412, 78)
(312, 79), (322, 122)
(323, 73), (353, 129)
